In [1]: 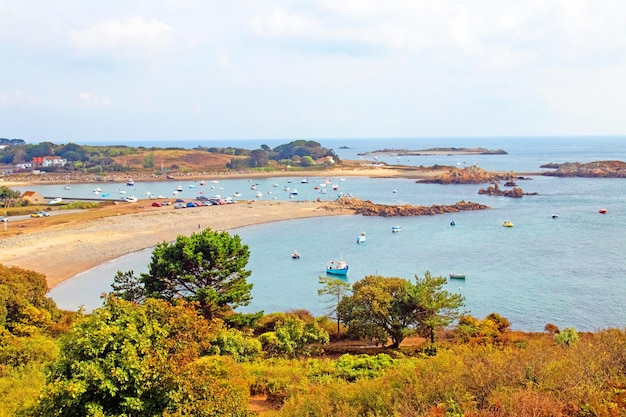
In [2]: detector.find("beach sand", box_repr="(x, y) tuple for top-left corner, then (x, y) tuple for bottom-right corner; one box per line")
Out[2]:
(0, 200), (353, 289)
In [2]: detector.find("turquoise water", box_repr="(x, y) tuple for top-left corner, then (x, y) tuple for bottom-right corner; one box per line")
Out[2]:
(44, 137), (626, 332)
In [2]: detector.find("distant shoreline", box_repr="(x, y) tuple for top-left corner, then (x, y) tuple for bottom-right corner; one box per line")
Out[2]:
(358, 147), (508, 156)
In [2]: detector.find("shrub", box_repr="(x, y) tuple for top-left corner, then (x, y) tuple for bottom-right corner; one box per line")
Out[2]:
(554, 327), (579, 346)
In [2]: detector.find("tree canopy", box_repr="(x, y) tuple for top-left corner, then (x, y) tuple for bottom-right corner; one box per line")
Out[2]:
(113, 228), (253, 320)
(338, 272), (464, 348)
(28, 296), (251, 417)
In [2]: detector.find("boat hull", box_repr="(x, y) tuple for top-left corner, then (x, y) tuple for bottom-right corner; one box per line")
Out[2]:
(326, 267), (348, 276)
(449, 273), (466, 279)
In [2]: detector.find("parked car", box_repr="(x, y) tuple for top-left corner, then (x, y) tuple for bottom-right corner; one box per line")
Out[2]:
(0, 216), (8, 222)
(174, 202), (186, 209)
(151, 201), (162, 207)
(186, 201), (198, 208)
(31, 211), (50, 217)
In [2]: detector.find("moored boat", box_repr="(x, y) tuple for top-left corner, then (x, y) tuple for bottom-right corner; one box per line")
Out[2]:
(391, 226), (402, 233)
(502, 221), (514, 227)
(356, 232), (366, 243)
(599, 208), (607, 214)
(292, 251), (300, 259)
(326, 260), (348, 276)
(449, 272), (466, 279)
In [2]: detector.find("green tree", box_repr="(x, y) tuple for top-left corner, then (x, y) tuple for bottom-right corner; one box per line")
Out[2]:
(338, 273), (464, 348)
(114, 228), (253, 320)
(0, 264), (58, 335)
(414, 271), (465, 344)
(300, 155), (314, 167)
(318, 276), (351, 334)
(0, 186), (21, 208)
(28, 296), (231, 417)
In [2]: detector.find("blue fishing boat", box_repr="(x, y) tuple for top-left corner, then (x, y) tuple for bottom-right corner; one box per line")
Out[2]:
(326, 260), (348, 276)
(392, 226), (402, 233)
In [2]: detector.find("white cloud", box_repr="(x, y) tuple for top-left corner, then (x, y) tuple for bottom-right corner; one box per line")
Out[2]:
(0, 90), (38, 107)
(78, 92), (113, 108)
(69, 17), (174, 59)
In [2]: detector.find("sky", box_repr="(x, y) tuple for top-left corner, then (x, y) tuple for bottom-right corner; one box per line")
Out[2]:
(1, 0), (626, 143)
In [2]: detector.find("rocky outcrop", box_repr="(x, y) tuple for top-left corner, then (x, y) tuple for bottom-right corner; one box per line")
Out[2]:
(324, 197), (490, 216)
(540, 160), (626, 177)
(478, 182), (538, 198)
(418, 166), (518, 184)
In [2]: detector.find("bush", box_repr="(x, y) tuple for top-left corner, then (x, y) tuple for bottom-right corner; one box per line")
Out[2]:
(554, 327), (579, 346)
(209, 328), (262, 362)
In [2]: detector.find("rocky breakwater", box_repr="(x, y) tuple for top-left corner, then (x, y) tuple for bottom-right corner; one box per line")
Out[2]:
(324, 196), (490, 217)
(417, 166), (518, 184)
(540, 160), (626, 178)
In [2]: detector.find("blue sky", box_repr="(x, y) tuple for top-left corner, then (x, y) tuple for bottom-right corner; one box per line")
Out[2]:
(2, 1), (625, 143)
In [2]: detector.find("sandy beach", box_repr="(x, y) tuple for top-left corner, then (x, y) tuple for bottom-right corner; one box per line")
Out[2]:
(0, 200), (353, 289)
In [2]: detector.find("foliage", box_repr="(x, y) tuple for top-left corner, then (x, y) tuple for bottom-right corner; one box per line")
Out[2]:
(0, 186), (21, 207)
(318, 276), (351, 335)
(208, 328), (262, 362)
(554, 327), (579, 346)
(26, 296), (224, 417)
(258, 315), (329, 358)
(253, 330), (626, 416)
(162, 357), (252, 417)
(113, 228), (252, 320)
(455, 313), (511, 345)
(0, 264), (59, 335)
(338, 272), (464, 348)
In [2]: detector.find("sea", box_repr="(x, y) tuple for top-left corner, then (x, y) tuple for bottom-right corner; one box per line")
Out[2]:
(23, 136), (626, 332)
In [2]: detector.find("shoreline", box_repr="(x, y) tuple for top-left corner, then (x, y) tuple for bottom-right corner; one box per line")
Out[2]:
(0, 200), (353, 289)
(0, 164), (540, 291)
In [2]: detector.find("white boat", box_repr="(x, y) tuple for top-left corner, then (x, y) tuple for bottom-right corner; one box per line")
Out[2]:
(284, 186), (290, 191)
(251, 184), (257, 190)
(233, 192), (242, 197)
(449, 273), (466, 279)
(64, 176), (71, 190)
(356, 232), (366, 244)
(93, 187), (101, 194)
(256, 192), (263, 197)
(301, 178), (308, 183)
(118, 189), (126, 194)
(292, 251), (300, 259)
(326, 260), (348, 276)
(127, 179), (134, 186)
(122, 196), (138, 203)
(176, 186), (183, 192)
(392, 226), (402, 233)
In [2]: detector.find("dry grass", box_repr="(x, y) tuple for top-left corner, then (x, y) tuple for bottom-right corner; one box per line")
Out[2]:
(112, 149), (240, 171)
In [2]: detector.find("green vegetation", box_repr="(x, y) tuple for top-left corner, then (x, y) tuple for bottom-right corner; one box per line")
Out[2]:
(112, 228), (253, 321)
(0, 139), (340, 174)
(1, 230), (625, 416)
(338, 272), (464, 348)
(225, 140), (339, 169)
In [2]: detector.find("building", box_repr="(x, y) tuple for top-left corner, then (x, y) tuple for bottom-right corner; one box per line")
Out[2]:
(31, 156), (67, 168)
(21, 191), (45, 205)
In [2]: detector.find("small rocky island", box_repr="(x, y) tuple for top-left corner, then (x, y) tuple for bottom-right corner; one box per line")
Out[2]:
(477, 182), (537, 198)
(540, 160), (626, 177)
(324, 196), (490, 216)
(358, 147), (507, 156)
(418, 166), (519, 184)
